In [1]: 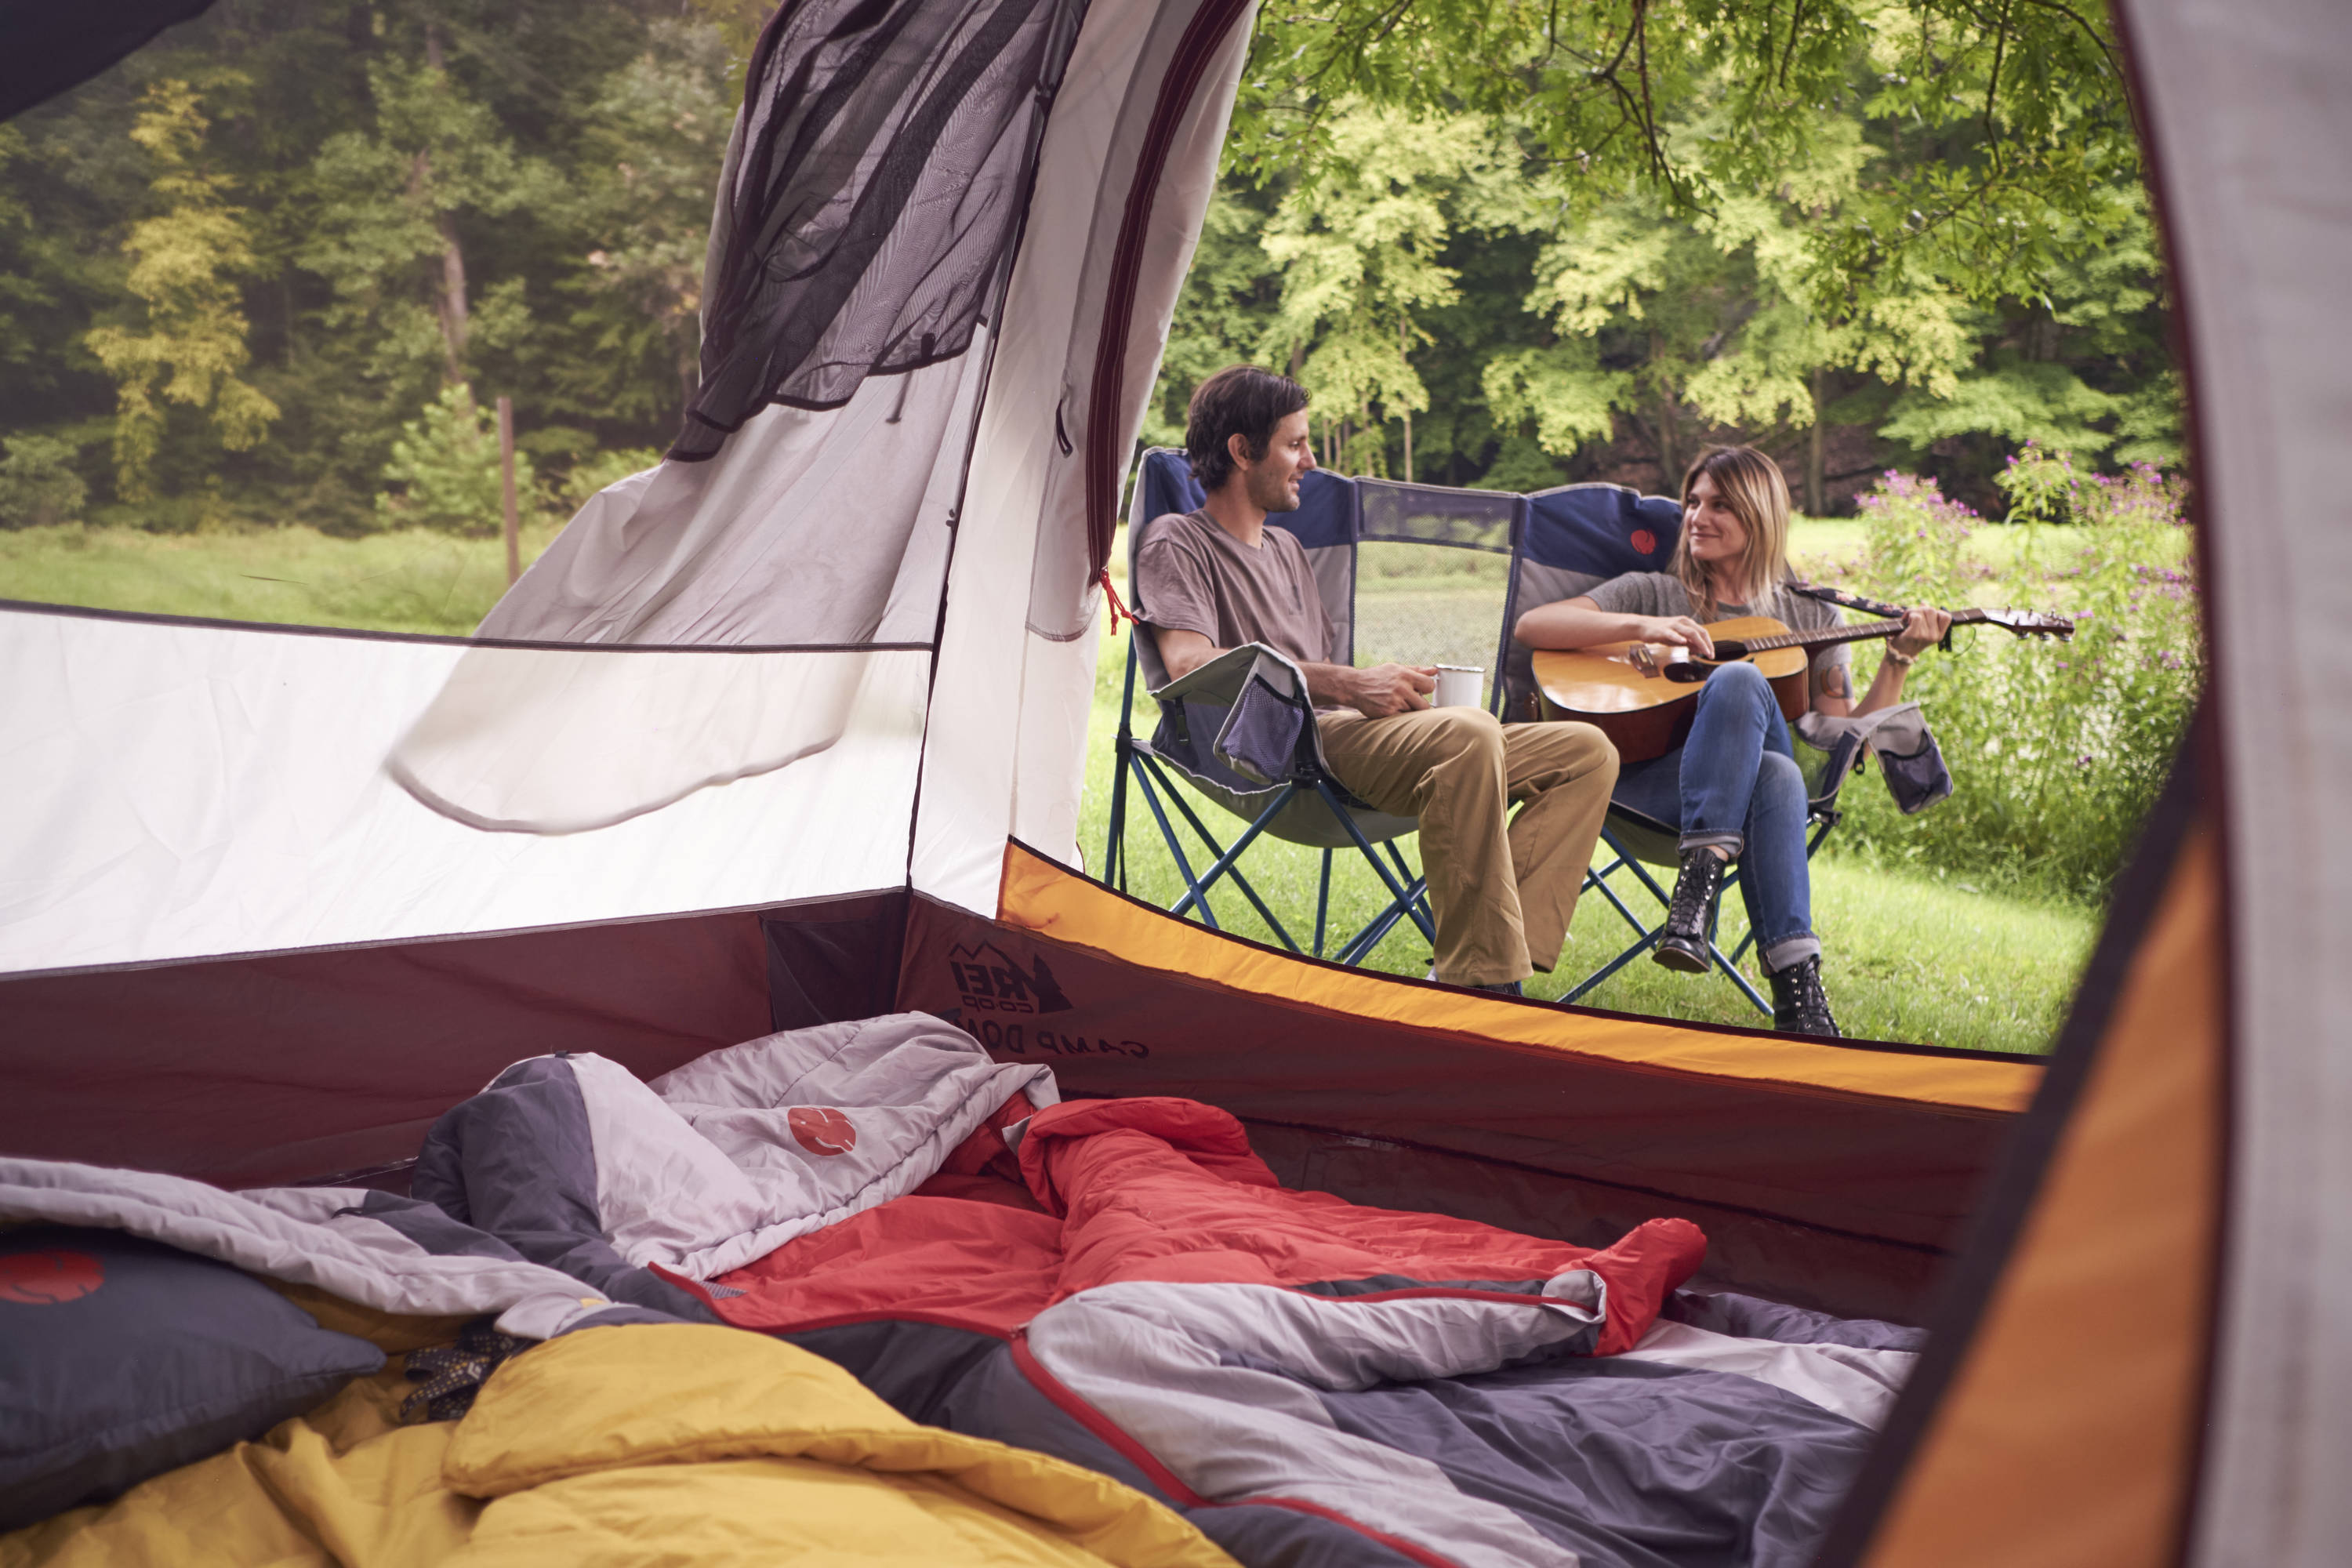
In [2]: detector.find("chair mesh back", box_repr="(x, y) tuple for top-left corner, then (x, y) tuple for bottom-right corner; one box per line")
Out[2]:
(1350, 481), (1522, 707)
(1126, 448), (1357, 667)
(1121, 451), (1680, 721)
(1501, 485), (1683, 720)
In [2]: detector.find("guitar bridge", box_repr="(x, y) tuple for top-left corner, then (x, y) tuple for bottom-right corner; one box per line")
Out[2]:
(1629, 644), (1661, 677)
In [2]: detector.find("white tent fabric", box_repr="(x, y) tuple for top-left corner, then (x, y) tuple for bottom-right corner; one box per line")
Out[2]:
(0, 612), (926, 975)
(385, 353), (982, 833)
(2125, 0), (2352, 1559)
(914, 0), (1256, 911)
(473, 353), (984, 648)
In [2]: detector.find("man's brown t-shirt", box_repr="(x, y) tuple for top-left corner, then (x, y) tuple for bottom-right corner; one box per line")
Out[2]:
(1132, 509), (1334, 667)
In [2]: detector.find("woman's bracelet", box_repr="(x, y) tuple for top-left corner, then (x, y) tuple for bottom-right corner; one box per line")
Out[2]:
(1882, 644), (1918, 667)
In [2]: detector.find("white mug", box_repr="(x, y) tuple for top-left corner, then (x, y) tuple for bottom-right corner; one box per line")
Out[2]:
(1433, 664), (1484, 709)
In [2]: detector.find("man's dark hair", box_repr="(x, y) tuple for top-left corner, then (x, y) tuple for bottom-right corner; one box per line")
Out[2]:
(1185, 365), (1308, 491)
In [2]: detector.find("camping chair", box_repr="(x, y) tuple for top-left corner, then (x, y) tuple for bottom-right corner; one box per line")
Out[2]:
(1101, 451), (1519, 965)
(1499, 484), (1867, 1015)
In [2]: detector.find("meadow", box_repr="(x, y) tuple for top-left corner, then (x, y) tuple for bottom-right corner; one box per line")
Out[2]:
(0, 521), (564, 635)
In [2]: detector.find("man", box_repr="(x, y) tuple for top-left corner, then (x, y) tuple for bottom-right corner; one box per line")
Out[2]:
(1133, 365), (1618, 994)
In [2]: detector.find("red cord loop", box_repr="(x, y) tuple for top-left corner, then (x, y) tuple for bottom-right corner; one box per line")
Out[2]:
(1098, 568), (1134, 637)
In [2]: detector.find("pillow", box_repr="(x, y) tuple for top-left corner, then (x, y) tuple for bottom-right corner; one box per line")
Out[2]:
(0, 1225), (387, 1530)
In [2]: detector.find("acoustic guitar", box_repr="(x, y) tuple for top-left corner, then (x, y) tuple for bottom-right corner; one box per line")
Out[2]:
(1529, 606), (2074, 763)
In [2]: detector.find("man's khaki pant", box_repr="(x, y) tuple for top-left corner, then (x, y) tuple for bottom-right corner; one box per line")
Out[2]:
(1316, 709), (1617, 988)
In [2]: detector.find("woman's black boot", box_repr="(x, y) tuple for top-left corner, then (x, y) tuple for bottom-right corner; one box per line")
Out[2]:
(1653, 849), (1725, 973)
(1767, 955), (1842, 1037)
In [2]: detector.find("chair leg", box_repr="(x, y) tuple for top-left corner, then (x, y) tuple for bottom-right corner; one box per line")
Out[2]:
(1313, 781), (1435, 965)
(1137, 756), (1301, 952)
(1564, 828), (1776, 1014)
(1105, 735), (1130, 891)
(1560, 927), (1666, 1004)
(1315, 850), (1333, 958)
(1334, 875), (1430, 966)
(1702, 876), (1769, 1016)
(1165, 786), (1304, 950)
(1105, 641), (1140, 891)
(1127, 754), (1218, 931)
(1380, 840), (1439, 943)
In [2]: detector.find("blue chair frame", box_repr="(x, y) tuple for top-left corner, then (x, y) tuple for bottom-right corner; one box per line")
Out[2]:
(1498, 483), (1864, 1015)
(1102, 452), (1437, 963)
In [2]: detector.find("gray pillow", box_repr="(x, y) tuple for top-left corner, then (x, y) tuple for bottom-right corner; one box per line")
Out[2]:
(0, 1225), (386, 1530)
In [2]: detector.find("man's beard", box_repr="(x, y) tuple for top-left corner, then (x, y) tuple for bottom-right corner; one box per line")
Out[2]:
(1247, 463), (1302, 514)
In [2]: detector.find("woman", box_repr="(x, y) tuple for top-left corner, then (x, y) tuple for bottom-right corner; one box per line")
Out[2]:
(1513, 446), (1949, 1036)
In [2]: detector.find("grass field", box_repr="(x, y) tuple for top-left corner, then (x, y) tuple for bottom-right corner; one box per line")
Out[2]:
(0, 521), (564, 636)
(0, 512), (2097, 1052)
(1077, 641), (2089, 1055)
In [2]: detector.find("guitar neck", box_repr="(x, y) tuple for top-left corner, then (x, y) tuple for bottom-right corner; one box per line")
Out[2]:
(1733, 608), (1986, 655)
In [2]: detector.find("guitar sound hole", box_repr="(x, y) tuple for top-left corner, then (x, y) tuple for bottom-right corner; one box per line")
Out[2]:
(1663, 662), (1717, 684)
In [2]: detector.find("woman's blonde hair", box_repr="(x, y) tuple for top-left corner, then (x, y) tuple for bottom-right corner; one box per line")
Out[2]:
(1669, 445), (1792, 615)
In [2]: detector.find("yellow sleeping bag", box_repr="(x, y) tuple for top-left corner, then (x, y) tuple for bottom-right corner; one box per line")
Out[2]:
(1, 1324), (1236, 1568)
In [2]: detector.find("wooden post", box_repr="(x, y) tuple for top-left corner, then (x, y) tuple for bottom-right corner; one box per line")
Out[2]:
(495, 394), (521, 585)
(1806, 366), (1827, 517)
(1399, 318), (1414, 482)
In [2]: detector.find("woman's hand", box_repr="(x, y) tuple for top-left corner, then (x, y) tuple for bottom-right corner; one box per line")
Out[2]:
(1643, 615), (1716, 660)
(1891, 606), (1951, 659)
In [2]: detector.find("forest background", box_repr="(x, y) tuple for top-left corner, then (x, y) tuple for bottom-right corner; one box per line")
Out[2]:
(0, 0), (2176, 533)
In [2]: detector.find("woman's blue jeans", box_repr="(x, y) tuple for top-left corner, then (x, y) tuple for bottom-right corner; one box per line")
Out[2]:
(1610, 661), (1820, 974)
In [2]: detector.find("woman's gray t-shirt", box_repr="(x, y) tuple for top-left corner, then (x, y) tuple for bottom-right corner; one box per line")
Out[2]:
(1583, 572), (1852, 686)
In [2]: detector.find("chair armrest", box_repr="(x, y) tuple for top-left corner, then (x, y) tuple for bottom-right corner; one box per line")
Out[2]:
(1151, 642), (1301, 705)
(1149, 644), (1317, 787)
(1794, 702), (1952, 815)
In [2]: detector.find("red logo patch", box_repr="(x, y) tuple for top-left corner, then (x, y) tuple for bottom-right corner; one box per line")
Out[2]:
(1630, 528), (1658, 556)
(0, 1250), (105, 1305)
(789, 1107), (858, 1156)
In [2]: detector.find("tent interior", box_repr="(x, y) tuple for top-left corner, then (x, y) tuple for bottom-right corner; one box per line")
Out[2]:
(0, 0), (2344, 1563)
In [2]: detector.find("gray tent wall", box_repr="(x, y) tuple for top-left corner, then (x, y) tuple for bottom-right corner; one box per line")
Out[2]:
(2122, 0), (2352, 1557)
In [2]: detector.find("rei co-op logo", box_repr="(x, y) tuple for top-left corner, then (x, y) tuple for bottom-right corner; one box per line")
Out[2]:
(946, 941), (1154, 1062)
(0, 1249), (105, 1305)
(947, 942), (1073, 1017)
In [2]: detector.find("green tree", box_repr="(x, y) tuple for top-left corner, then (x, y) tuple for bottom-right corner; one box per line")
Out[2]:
(296, 34), (546, 396)
(0, 435), (89, 528)
(1219, 0), (2172, 498)
(555, 20), (735, 430)
(377, 381), (532, 535)
(83, 79), (280, 502)
(1254, 103), (1508, 476)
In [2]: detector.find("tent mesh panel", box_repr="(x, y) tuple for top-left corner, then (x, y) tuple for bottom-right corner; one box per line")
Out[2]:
(1348, 480), (1519, 681)
(673, 0), (1085, 460)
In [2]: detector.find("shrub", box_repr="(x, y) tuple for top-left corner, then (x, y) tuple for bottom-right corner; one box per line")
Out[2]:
(376, 385), (534, 536)
(0, 436), (89, 529)
(1824, 446), (2202, 902)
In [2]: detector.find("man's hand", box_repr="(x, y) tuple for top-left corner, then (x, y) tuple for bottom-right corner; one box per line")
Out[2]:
(1344, 663), (1438, 719)
(1642, 615), (1716, 660)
